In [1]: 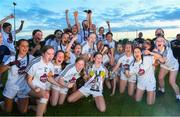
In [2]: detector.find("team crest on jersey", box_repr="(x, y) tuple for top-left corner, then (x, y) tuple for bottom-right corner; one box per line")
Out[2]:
(40, 74), (48, 83)
(18, 66), (27, 75)
(138, 68), (145, 76)
(44, 67), (48, 72)
(69, 76), (77, 83)
(126, 59), (130, 63)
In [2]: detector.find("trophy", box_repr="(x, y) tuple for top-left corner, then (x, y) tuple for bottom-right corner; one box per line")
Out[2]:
(90, 71), (100, 92)
(109, 71), (116, 80)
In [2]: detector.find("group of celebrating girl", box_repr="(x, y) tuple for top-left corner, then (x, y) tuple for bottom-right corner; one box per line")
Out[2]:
(0, 10), (179, 117)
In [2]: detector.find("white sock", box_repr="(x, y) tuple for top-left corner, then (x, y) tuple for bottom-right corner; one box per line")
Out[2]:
(158, 87), (165, 92)
(176, 95), (180, 99)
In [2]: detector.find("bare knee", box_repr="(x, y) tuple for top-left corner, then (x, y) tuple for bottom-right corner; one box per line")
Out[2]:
(98, 106), (106, 112)
(19, 109), (27, 114)
(169, 80), (176, 87)
(67, 96), (74, 103)
(147, 101), (154, 105)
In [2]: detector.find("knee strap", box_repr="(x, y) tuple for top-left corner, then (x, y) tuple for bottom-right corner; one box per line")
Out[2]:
(39, 98), (48, 104)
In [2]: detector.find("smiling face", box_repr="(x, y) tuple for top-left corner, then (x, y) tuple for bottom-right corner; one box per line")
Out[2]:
(143, 40), (152, 50)
(155, 37), (165, 49)
(74, 44), (82, 55)
(43, 48), (55, 63)
(94, 53), (103, 65)
(62, 33), (70, 44)
(55, 51), (64, 64)
(18, 40), (29, 56)
(72, 25), (78, 34)
(55, 31), (63, 39)
(99, 27), (104, 35)
(117, 44), (123, 53)
(88, 33), (96, 43)
(125, 44), (132, 54)
(75, 59), (85, 72)
(134, 48), (142, 61)
(106, 34), (112, 42)
(34, 31), (43, 43)
(4, 25), (12, 34)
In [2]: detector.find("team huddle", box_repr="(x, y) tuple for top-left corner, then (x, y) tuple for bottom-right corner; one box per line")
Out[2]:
(0, 10), (179, 116)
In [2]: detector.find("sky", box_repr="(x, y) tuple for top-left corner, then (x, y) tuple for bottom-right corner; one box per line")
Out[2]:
(0, 0), (180, 40)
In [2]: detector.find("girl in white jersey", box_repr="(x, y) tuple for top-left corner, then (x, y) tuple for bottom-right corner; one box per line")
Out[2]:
(112, 42), (136, 96)
(125, 47), (158, 105)
(50, 50), (66, 106)
(0, 39), (34, 113)
(55, 57), (85, 105)
(65, 35), (82, 64)
(152, 37), (180, 101)
(81, 32), (97, 56)
(26, 45), (61, 116)
(67, 52), (107, 112)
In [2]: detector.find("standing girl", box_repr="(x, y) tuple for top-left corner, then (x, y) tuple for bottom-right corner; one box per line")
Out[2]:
(0, 39), (34, 113)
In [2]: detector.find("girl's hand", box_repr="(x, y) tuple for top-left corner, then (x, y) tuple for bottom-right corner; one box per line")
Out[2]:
(34, 87), (41, 93)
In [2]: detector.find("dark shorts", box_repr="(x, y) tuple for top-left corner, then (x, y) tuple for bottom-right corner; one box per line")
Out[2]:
(0, 45), (10, 63)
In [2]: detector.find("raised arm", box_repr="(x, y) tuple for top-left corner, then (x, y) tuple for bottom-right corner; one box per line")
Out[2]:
(65, 9), (72, 29)
(106, 21), (112, 32)
(16, 20), (24, 34)
(0, 14), (14, 31)
(0, 14), (14, 25)
(74, 11), (81, 33)
(144, 49), (165, 64)
(65, 35), (77, 53)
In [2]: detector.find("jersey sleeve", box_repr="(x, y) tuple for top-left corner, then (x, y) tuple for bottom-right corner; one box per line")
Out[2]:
(4, 56), (15, 65)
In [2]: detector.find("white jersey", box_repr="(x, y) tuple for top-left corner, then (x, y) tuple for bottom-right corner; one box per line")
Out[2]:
(58, 43), (66, 52)
(4, 54), (34, 90)
(159, 47), (179, 71)
(26, 56), (54, 90)
(52, 61), (63, 79)
(117, 54), (136, 81)
(103, 40), (115, 49)
(84, 64), (108, 92)
(78, 29), (89, 44)
(45, 39), (59, 52)
(117, 54), (134, 73)
(97, 34), (105, 42)
(59, 64), (81, 83)
(129, 56), (156, 84)
(81, 42), (97, 54)
(1, 30), (16, 53)
(102, 54), (110, 65)
(69, 52), (77, 64)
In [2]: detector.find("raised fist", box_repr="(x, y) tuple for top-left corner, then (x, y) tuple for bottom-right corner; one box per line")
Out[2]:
(74, 11), (78, 17)
(65, 9), (69, 14)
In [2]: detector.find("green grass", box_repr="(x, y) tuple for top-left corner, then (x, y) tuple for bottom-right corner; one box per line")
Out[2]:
(0, 71), (180, 116)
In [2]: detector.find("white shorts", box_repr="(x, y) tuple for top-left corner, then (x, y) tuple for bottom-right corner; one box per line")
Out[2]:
(3, 82), (30, 99)
(51, 84), (60, 91)
(137, 81), (156, 92)
(32, 80), (47, 90)
(79, 86), (103, 97)
(161, 64), (179, 71)
(120, 73), (136, 83)
(46, 82), (52, 91)
(52, 84), (69, 94)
